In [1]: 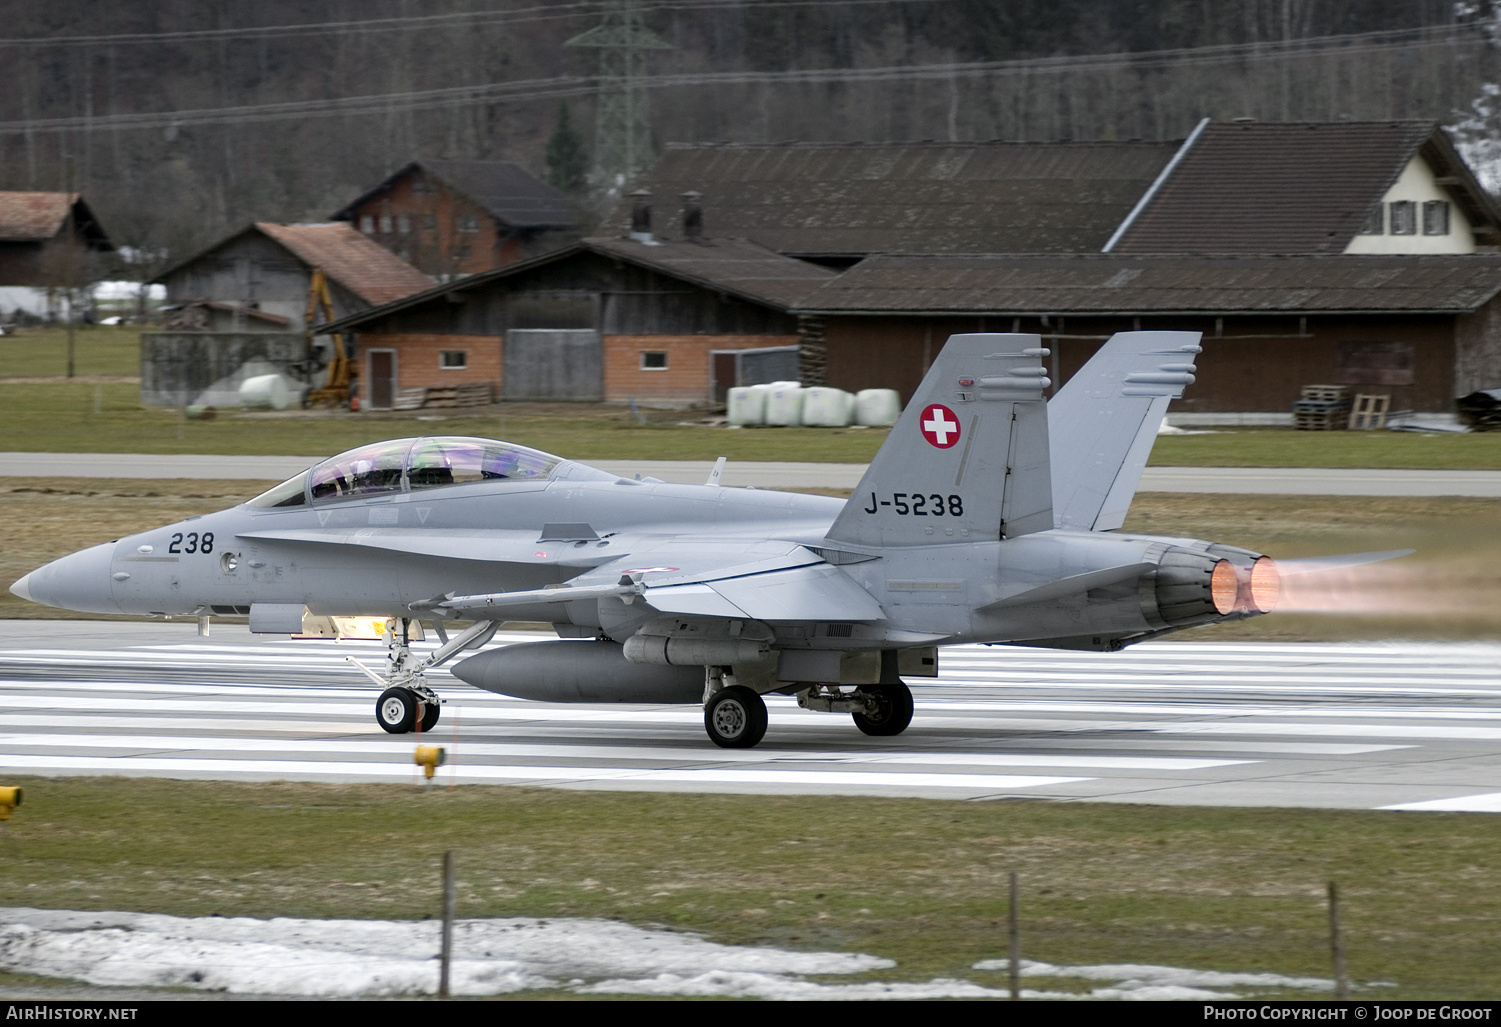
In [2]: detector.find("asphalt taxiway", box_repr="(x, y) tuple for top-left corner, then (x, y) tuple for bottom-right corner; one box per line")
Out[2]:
(2, 620), (1498, 811)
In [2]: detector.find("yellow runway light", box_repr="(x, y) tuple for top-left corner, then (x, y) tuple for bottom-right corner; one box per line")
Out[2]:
(415, 746), (446, 781)
(0, 786), (22, 821)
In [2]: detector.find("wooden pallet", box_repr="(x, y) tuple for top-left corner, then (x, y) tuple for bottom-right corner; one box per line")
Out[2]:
(1294, 409), (1346, 431)
(423, 382), (493, 409)
(1348, 393), (1390, 430)
(393, 387), (428, 411)
(1301, 384), (1350, 403)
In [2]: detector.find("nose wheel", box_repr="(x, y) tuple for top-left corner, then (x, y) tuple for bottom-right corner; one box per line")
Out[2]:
(376, 687), (440, 734)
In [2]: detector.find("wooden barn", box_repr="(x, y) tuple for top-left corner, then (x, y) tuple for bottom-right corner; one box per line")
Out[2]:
(0, 192), (112, 319)
(145, 222), (433, 407)
(322, 231), (834, 409)
(793, 253), (1501, 417)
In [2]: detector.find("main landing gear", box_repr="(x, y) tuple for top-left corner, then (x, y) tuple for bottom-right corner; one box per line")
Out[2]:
(700, 665), (916, 749)
(797, 681), (914, 737)
(704, 685), (768, 749)
(347, 617), (499, 734)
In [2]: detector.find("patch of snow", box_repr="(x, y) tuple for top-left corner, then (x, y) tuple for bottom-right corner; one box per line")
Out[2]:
(971, 957), (1334, 997)
(0, 908), (888, 998)
(0, 908), (1356, 1000)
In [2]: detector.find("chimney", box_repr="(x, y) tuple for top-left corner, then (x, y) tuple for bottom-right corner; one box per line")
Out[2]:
(629, 189), (654, 243)
(681, 191), (703, 241)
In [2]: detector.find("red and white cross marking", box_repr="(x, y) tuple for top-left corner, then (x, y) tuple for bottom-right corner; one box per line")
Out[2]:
(919, 404), (961, 448)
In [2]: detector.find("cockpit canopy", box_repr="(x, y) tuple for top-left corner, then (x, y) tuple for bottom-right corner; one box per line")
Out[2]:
(247, 437), (566, 508)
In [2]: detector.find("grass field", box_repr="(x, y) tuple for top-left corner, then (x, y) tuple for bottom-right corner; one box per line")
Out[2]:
(3, 479), (1496, 640)
(0, 779), (1498, 999)
(7, 326), (1501, 467)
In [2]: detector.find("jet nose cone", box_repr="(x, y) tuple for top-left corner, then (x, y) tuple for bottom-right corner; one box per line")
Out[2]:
(15, 543), (122, 614)
(9, 573), (32, 602)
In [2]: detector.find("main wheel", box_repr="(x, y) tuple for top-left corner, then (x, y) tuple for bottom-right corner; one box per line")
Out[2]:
(418, 699), (440, 733)
(704, 685), (768, 749)
(852, 681), (914, 736)
(376, 687), (418, 734)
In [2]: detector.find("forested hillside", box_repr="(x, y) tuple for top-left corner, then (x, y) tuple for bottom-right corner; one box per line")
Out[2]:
(0, 0), (1488, 273)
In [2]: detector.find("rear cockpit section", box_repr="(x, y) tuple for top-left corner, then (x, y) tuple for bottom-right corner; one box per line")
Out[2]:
(245, 436), (575, 509)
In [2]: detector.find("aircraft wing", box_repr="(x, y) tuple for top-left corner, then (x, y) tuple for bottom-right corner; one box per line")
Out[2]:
(439, 540), (888, 622)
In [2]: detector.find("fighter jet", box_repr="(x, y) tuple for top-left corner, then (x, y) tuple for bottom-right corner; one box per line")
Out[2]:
(10, 331), (1397, 748)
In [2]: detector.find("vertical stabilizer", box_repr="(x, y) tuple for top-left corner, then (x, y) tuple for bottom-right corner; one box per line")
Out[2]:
(826, 334), (1052, 547)
(1048, 330), (1201, 532)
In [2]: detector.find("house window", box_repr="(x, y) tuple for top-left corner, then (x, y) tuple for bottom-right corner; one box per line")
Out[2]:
(1423, 200), (1451, 236)
(397, 215), (411, 234)
(440, 351), (467, 369)
(379, 214), (394, 233)
(1359, 206), (1384, 235)
(1389, 200), (1417, 236)
(359, 215), (375, 234)
(412, 180), (435, 195)
(456, 215), (480, 233)
(640, 351), (668, 371)
(423, 214), (436, 232)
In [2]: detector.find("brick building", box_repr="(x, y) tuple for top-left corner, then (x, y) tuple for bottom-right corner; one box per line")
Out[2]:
(332, 160), (577, 279)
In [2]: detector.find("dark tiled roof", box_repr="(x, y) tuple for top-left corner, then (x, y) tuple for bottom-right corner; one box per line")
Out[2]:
(1111, 121), (1497, 254)
(332, 160), (575, 228)
(600, 141), (1180, 257)
(319, 235), (834, 333)
(253, 223), (434, 305)
(586, 235), (835, 308)
(796, 253), (1501, 315)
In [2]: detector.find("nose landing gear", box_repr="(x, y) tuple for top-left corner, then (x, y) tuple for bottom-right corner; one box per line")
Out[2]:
(349, 617), (498, 734)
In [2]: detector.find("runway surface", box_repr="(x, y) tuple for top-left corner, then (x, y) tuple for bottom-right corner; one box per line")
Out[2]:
(2, 621), (1498, 811)
(5, 452), (1501, 495)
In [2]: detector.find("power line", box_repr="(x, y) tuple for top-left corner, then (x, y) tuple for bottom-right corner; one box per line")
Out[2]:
(0, 0), (958, 49)
(0, 22), (1477, 135)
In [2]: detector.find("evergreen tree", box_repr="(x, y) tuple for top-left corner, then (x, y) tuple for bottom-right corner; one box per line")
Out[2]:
(545, 102), (590, 196)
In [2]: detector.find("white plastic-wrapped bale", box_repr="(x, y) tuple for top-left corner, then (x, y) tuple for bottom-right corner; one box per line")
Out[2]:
(763, 383), (805, 426)
(726, 386), (767, 426)
(855, 388), (901, 426)
(800, 387), (855, 427)
(239, 373), (292, 411)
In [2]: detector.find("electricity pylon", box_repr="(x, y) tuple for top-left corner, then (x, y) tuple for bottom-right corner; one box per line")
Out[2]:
(565, 0), (672, 194)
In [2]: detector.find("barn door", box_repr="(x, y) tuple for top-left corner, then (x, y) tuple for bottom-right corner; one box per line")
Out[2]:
(504, 329), (601, 401)
(367, 349), (396, 409)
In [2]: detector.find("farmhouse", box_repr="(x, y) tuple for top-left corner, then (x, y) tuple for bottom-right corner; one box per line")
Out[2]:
(331, 160), (577, 279)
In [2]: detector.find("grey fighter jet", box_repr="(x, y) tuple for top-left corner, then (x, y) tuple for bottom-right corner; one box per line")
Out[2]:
(10, 331), (1398, 748)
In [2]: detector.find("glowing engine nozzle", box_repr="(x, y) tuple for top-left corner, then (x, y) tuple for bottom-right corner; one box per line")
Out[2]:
(1211, 557), (1280, 614)
(1249, 557), (1280, 612)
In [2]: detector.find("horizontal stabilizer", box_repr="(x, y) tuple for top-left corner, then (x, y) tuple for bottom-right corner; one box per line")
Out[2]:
(980, 563), (1153, 611)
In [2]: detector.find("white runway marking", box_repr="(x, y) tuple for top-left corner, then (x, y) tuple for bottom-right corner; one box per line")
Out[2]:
(2, 625), (1500, 809)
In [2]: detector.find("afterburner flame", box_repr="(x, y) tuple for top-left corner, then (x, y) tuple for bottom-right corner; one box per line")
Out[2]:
(1273, 558), (1474, 617)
